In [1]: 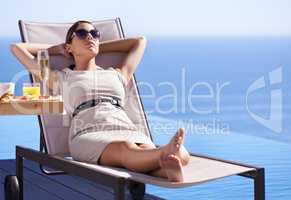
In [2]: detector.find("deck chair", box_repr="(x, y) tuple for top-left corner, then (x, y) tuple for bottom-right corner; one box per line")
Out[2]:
(5, 18), (265, 200)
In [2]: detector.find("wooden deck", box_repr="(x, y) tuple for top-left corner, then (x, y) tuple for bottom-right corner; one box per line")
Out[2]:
(0, 158), (164, 200)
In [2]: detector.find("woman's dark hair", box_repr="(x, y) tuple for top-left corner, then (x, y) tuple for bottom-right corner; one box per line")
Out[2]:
(66, 20), (93, 70)
(65, 20), (93, 44)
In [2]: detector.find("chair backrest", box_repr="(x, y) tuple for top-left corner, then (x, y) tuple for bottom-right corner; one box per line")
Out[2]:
(18, 18), (152, 156)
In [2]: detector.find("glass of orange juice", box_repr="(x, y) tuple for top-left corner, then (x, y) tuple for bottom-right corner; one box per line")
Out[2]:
(22, 83), (41, 100)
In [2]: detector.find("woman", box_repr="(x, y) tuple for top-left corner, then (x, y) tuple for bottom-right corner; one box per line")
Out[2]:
(11, 20), (190, 182)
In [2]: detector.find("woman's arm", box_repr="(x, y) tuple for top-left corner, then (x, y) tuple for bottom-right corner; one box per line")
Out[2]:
(99, 37), (145, 53)
(10, 43), (52, 79)
(99, 37), (147, 83)
(10, 43), (60, 91)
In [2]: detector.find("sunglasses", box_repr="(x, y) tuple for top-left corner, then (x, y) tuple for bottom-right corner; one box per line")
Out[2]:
(72, 28), (101, 40)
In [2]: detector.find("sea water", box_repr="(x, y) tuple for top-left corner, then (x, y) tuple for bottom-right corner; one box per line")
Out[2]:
(1, 36), (291, 199)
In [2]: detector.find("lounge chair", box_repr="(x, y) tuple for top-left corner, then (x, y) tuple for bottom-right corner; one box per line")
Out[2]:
(4, 18), (265, 200)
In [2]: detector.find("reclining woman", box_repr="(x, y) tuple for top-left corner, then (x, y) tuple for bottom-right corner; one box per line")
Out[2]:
(11, 20), (190, 182)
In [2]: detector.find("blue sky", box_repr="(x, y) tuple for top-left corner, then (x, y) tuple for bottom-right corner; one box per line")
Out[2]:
(1, 0), (291, 37)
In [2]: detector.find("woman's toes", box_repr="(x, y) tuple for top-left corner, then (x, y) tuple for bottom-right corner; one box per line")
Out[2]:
(179, 128), (185, 137)
(168, 154), (178, 160)
(163, 127), (187, 159)
(176, 129), (185, 141)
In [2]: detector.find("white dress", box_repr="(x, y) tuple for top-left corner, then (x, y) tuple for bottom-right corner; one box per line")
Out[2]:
(57, 66), (154, 164)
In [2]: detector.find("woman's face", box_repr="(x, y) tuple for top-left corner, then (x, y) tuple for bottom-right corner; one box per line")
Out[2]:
(66, 23), (99, 58)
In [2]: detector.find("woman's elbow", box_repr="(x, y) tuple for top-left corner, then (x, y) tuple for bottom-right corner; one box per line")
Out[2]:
(138, 36), (146, 45)
(10, 43), (23, 54)
(136, 36), (146, 49)
(10, 43), (18, 54)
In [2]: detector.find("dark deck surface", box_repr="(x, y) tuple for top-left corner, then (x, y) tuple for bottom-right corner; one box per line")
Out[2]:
(0, 158), (164, 200)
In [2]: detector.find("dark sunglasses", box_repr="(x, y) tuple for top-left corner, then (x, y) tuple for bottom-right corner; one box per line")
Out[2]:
(72, 28), (101, 40)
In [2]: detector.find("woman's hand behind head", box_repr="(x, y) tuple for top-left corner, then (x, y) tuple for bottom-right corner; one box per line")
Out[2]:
(48, 43), (71, 58)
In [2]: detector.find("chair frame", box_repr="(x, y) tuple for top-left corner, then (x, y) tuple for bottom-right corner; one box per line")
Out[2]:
(13, 18), (265, 200)
(15, 145), (265, 200)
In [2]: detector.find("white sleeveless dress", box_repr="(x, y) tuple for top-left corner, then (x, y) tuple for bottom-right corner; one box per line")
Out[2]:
(57, 66), (154, 164)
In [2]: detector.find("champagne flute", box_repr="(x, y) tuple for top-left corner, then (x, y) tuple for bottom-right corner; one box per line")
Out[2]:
(37, 49), (50, 96)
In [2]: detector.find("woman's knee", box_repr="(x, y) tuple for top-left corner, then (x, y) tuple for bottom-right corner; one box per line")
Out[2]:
(138, 143), (156, 149)
(99, 142), (126, 166)
(99, 141), (138, 168)
(120, 141), (138, 154)
(119, 141), (140, 166)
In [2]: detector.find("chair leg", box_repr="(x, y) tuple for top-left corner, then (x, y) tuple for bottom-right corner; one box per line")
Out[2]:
(128, 180), (145, 200)
(254, 168), (265, 200)
(16, 154), (23, 200)
(4, 175), (20, 200)
(114, 181), (125, 200)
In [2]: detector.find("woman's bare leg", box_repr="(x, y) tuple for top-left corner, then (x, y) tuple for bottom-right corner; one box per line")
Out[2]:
(99, 128), (189, 181)
(141, 128), (188, 182)
(139, 128), (190, 166)
(163, 128), (190, 165)
(138, 142), (182, 180)
(99, 141), (163, 172)
(137, 143), (167, 178)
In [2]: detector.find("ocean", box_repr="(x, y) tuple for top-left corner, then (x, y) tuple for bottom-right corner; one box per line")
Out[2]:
(0, 36), (291, 199)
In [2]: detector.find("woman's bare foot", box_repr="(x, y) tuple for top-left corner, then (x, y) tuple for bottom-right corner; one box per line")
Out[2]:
(160, 154), (184, 182)
(162, 128), (190, 165)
